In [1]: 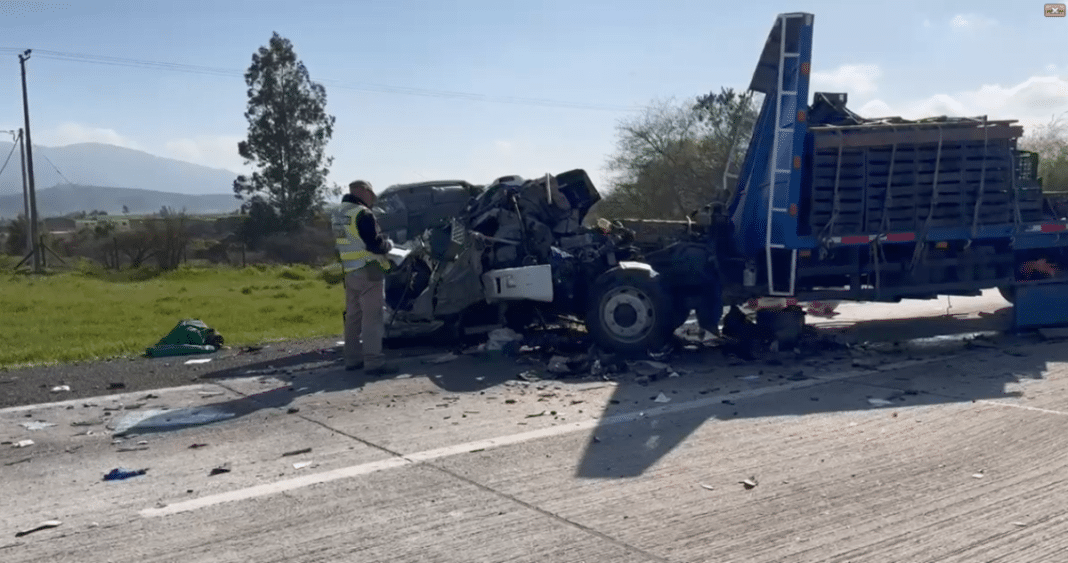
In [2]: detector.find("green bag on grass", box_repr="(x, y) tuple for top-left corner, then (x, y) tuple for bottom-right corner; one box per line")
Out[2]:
(145, 319), (224, 358)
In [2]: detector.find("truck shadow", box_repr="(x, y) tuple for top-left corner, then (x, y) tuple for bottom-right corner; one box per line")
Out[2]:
(574, 309), (1063, 479)
(115, 308), (1064, 484)
(114, 346), (530, 436)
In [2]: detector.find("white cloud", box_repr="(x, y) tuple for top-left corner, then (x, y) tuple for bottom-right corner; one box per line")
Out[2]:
(811, 64), (882, 96)
(853, 75), (1068, 132)
(163, 135), (247, 173)
(923, 19), (932, 28)
(40, 122), (143, 150)
(949, 13), (998, 31)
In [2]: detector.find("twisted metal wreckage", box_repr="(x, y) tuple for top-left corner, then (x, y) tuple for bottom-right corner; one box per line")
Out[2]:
(372, 170), (839, 349)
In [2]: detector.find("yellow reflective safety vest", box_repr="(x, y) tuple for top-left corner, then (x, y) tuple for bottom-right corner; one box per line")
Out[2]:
(331, 201), (391, 274)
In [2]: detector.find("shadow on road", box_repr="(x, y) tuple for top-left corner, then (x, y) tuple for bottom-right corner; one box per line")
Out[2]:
(575, 307), (1063, 479)
(114, 343), (531, 436)
(114, 306), (1067, 482)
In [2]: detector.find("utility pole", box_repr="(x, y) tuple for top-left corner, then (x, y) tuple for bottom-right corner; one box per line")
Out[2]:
(19, 50), (40, 272)
(17, 129), (30, 256)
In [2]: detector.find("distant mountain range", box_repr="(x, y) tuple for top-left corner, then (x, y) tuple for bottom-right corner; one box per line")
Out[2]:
(0, 141), (243, 218)
(0, 185), (241, 219)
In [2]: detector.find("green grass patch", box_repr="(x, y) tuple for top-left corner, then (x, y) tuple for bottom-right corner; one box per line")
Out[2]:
(0, 264), (346, 368)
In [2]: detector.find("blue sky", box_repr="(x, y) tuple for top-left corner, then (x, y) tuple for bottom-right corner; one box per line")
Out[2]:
(0, 0), (1065, 195)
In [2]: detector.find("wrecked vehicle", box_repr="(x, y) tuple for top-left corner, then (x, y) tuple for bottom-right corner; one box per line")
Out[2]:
(379, 11), (1068, 356)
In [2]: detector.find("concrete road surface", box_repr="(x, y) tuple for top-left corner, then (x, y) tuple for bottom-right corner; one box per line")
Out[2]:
(3, 290), (1068, 562)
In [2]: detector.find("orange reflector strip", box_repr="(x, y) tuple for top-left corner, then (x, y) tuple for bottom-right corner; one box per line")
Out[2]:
(841, 235), (870, 244)
(797, 110), (806, 123)
(1041, 223), (1067, 233)
(799, 250), (812, 258)
(793, 156), (801, 169)
(789, 203), (798, 216)
(935, 242), (949, 249)
(800, 62), (810, 76)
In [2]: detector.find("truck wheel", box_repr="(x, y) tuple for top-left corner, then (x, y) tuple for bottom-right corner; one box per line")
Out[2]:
(998, 285), (1015, 304)
(587, 267), (673, 357)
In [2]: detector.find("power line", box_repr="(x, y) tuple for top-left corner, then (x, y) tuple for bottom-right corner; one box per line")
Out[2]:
(36, 150), (74, 186)
(0, 47), (643, 112)
(0, 137), (18, 178)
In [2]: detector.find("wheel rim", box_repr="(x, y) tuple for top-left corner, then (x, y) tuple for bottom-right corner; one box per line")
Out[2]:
(601, 286), (656, 342)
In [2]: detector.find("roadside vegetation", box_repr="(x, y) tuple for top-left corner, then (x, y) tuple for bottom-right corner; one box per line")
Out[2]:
(0, 260), (345, 369)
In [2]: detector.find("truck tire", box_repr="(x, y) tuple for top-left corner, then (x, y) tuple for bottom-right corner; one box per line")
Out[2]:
(586, 267), (673, 357)
(998, 285), (1015, 304)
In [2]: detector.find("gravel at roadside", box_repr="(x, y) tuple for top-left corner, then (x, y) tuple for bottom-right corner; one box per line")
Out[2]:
(0, 336), (357, 410)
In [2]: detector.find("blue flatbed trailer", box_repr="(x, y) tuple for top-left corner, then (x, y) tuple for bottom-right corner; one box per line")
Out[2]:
(586, 11), (1068, 355)
(720, 12), (1068, 332)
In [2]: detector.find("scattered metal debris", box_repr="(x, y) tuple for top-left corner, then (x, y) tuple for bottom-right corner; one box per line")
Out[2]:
(15, 520), (61, 538)
(699, 483), (715, 491)
(868, 398), (894, 407)
(653, 393), (672, 403)
(1038, 327), (1068, 340)
(50, 385), (71, 393)
(282, 448), (312, 457)
(13, 440), (34, 448)
(293, 462), (312, 470)
(185, 358), (212, 365)
(19, 421), (55, 431)
(739, 477), (758, 490)
(209, 464), (232, 476)
(103, 468), (148, 481)
(426, 353), (459, 364)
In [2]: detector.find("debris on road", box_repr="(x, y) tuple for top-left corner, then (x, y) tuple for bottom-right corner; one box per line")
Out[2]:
(286, 407), (300, 414)
(526, 411), (547, 418)
(1038, 327), (1068, 341)
(972, 470), (985, 479)
(103, 468), (148, 481)
(740, 477), (759, 490)
(653, 393), (672, 403)
(547, 356), (570, 374)
(15, 520), (61, 538)
(13, 440), (34, 448)
(189, 443), (208, 449)
(4, 457), (31, 466)
(185, 358), (213, 365)
(426, 353), (459, 364)
(518, 370), (542, 382)
(293, 462), (312, 470)
(50, 385), (70, 393)
(868, 398), (894, 407)
(486, 328), (523, 352)
(699, 483), (715, 491)
(19, 421), (56, 431)
(107, 382), (126, 390)
(632, 361), (672, 379)
(282, 448), (312, 457)
(209, 464), (232, 476)
(198, 391), (225, 398)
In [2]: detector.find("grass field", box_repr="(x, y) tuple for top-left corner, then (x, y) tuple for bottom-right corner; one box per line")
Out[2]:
(0, 260), (348, 369)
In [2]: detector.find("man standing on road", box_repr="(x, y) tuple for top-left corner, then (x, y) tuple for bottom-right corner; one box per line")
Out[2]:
(332, 180), (398, 375)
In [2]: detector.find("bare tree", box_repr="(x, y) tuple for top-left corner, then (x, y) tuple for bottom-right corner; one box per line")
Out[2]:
(1021, 112), (1068, 193)
(597, 88), (758, 220)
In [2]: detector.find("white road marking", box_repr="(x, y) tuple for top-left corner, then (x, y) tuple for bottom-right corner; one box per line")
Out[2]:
(0, 384), (215, 415)
(976, 400), (1068, 417)
(141, 354), (969, 518)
